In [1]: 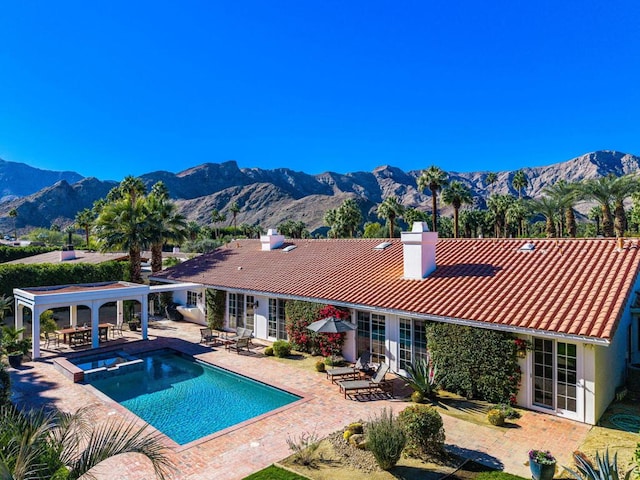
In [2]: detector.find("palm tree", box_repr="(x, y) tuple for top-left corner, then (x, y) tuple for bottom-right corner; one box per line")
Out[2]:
(506, 199), (528, 237)
(210, 209), (226, 239)
(8, 209), (17, 240)
(377, 196), (405, 239)
(417, 166), (449, 232)
(485, 172), (498, 195)
(119, 175), (147, 203)
(228, 201), (241, 235)
(403, 208), (430, 229)
(459, 209), (485, 238)
(186, 221), (201, 241)
(487, 194), (515, 237)
(0, 405), (173, 480)
(528, 196), (559, 238)
(588, 206), (601, 236)
(74, 208), (94, 248)
(337, 199), (362, 238)
(324, 208), (338, 238)
(579, 176), (616, 237)
(611, 174), (639, 237)
(94, 196), (150, 283)
(146, 183), (187, 273)
(441, 181), (473, 238)
(0, 295), (13, 322)
(543, 180), (579, 238)
(512, 170), (528, 199)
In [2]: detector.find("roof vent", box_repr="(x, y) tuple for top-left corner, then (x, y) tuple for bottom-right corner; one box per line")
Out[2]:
(374, 241), (392, 250)
(282, 245), (297, 252)
(519, 242), (535, 252)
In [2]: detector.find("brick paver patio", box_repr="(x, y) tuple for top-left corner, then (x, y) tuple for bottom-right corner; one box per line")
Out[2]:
(8, 320), (592, 479)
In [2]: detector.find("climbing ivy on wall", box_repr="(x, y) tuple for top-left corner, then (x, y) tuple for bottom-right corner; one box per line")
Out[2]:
(426, 322), (521, 404)
(206, 289), (225, 330)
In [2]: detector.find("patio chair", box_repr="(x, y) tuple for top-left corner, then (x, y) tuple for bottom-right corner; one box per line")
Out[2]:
(338, 362), (391, 399)
(326, 352), (371, 383)
(226, 336), (250, 354)
(44, 331), (60, 348)
(111, 320), (124, 338)
(200, 328), (217, 345)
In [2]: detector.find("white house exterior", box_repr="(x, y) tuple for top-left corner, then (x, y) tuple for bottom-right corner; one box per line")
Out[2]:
(151, 225), (640, 425)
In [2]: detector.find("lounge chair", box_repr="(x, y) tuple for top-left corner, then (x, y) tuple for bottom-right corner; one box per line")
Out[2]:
(338, 363), (391, 399)
(326, 352), (371, 384)
(226, 336), (250, 353)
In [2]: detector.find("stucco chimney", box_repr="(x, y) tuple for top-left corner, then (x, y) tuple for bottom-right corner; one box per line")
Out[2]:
(401, 222), (438, 279)
(260, 228), (285, 251)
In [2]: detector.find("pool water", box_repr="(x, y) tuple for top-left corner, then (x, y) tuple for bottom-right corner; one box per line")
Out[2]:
(71, 350), (135, 371)
(89, 349), (300, 445)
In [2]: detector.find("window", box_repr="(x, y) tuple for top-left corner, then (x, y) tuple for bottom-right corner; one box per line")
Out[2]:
(186, 291), (198, 307)
(228, 293), (245, 329)
(399, 318), (427, 371)
(268, 298), (287, 340)
(356, 311), (386, 364)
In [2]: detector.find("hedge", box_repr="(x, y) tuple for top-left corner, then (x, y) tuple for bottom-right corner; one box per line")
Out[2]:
(0, 246), (57, 264)
(0, 262), (128, 297)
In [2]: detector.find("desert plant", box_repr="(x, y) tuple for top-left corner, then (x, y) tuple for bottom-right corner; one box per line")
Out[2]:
(314, 360), (326, 372)
(286, 430), (320, 467)
(397, 404), (445, 458)
(347, 422), (363, 434)
(1, 326), (30, 357)
(411, 391), (426, 404)
(405, 354), (438, 399)
(366, 408), (406, 470)
(264, 346), (274, 356)
(487, 408), (505, 426)
(272, 340), (292, 358)
(495, 402), (521, 419)
(564, 449), (635, 480)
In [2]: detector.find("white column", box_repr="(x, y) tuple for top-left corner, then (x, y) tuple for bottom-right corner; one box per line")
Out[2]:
(70, 305), (78, 327)
(141, 295), (149, 340)
(32, 305), (43, 360)
(116, 300), (124, 328)
(91, 304), (100, 349)
(14, 300), (23, 330)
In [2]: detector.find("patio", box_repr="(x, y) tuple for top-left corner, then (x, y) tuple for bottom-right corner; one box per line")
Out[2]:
(8, 319), (592, 480)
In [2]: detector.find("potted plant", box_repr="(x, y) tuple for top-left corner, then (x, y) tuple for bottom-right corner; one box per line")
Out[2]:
(528, 449), (556, 480)
(128, 314), (141, 332)
(1, 326), (31, 368)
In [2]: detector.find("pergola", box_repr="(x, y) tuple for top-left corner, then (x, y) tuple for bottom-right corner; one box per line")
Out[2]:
(13, 281), (203, 359)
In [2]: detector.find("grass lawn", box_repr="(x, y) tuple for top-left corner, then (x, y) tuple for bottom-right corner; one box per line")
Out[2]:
(475, 472), (528, 480)
(243, 465), (310, 480)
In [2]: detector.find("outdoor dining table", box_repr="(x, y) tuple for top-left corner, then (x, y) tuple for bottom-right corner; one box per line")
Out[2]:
(56, 324), (112, 345)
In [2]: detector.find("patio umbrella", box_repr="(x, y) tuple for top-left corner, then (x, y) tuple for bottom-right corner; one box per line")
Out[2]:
(307, 316), (356, 334)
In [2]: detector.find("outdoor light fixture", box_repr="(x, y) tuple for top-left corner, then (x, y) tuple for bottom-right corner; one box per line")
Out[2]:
(255, 300), (259, 308)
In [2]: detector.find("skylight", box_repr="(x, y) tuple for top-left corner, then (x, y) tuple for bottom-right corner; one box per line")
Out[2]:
(519, 242), (535, 252)
(282, 245), (297, 252)
(374, 242), (392, 250)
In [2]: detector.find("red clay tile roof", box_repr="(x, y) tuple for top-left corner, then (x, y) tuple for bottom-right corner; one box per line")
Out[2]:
(153, 237), (640, 342)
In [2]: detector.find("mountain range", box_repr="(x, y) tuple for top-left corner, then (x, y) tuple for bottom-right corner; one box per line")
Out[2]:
(0, 150), (639, 237)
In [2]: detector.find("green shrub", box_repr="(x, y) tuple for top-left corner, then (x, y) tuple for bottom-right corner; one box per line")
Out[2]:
(315, 360), (326, 372)
(0, 363), (10, 406)
(426, 322), (521, 404)
(366, 408), (406, 470)
(264, 346), (274, 356)
(286, 430), (320, 467)
(397, 404), (445, 458)
(496, 402), (521, 419)
(405, 354), (438, 398)
(487, 408), (505, 426)
(411, 391), (425, 404)
(272, 340), (291, 357)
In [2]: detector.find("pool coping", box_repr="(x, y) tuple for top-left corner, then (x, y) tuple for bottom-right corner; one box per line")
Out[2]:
(72, 339), (311, 453)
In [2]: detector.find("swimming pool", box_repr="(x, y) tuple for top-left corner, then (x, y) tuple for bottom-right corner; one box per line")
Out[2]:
(88, 349), (300, 445)
(70, 350), (135, 371)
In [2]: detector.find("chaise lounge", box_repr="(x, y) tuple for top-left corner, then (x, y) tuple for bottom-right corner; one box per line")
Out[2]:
(338, 363), (391, 399)
(326, 352), (371, 384)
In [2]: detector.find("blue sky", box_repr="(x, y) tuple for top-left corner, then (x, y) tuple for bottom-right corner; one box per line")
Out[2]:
(1, 1), (639, 181)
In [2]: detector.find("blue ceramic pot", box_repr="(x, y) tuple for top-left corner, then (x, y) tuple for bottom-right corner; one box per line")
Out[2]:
(530, 460), (556, 480)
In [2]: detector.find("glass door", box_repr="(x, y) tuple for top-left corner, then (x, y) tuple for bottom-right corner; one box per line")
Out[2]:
(556, 342), (579, 417)
(533, 338), (554, 409)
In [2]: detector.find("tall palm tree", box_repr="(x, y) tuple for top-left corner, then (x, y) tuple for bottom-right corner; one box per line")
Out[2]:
(324, 208), (338, 238)
(186, 221), (201, 241)
(377, 196), (405, 239)
(74, 208), (94, 248)
(403, 208), (430, 229)
(528, 196), (559, 238)
(441, 181), (473, 238)
(487, 194), (515, 237)
(8, 209), (17, 240)
(417, 166), (449, 232)
(337, 199), (362, 238)
(485, 172), (498, 195)
(543, 180), (579, 238)
(0, 405), (173, 480)
(579, 176), (616, 237)
(94, 196), (150, 283)
(228, 201), (241, 235)
(506, 199), (528, 237)
(210, 209), (226, 239)
(512, 170), (528, 199)
(146, 183), (187, 273)
(610, 174), (639, 237)
(588, 206), (601, 236)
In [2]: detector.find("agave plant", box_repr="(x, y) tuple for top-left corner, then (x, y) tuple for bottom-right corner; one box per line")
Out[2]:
(564, 449), (635, 480)
(404, 354), (438, 399)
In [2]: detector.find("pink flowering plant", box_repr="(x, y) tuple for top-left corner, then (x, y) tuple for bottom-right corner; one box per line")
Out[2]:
(529, 449), (556, 465)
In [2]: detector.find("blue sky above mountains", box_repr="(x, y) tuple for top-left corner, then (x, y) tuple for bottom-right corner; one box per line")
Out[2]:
(1, 1), (639, 181)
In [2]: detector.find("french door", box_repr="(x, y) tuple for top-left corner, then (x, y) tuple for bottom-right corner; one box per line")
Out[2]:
(356, 311), (386, 364)
(532, 338), (581, 420)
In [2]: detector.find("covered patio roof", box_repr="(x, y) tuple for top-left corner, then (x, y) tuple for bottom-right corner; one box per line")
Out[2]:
(13, 281), (203, 359)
